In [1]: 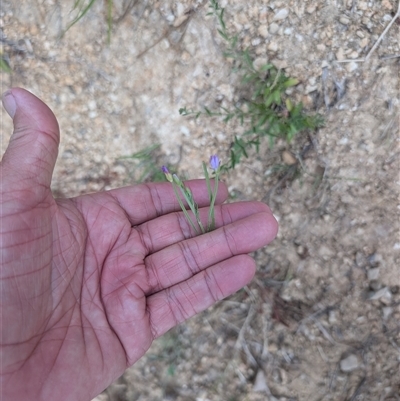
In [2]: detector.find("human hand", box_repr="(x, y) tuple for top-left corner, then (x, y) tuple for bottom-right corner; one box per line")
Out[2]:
(0, 88), (278, 401)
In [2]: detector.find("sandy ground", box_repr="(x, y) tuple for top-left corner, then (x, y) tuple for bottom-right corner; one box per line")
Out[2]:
(1, 0), (399, 400)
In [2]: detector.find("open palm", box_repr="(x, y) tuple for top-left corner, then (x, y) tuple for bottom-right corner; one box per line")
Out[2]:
(0, 89), (278, 401)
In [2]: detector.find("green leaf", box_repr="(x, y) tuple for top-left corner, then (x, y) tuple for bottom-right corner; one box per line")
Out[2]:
(106, 0), (113, 44)
(287, 123), (298, 142)
(64, 0), (98, 34)
(285, 98), (293, 112)
(273, 90), (282, 105)
(0, 57), (11, 73)
(125, 143), (160, 160)
(217, 29), (228, 40)
(265, 94), (274, 108)
(256, 113), (268, 128)
(259, 63), (273, 71)
(231, 35), (238, 48)
(263, 87), (271, 98)
(242, 50), (254, 69)
(220, 8), (226, 30)
(283, 77), (299, 88)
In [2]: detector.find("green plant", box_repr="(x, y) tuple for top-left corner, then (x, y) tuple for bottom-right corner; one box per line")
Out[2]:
(0, 56), (11, 73)
(119, 143), (167, 183)
(64, 0), (113, 43)
(0, 45), (11, 73)
(179, 0), (324, 171)
(162, 155), (221, 235)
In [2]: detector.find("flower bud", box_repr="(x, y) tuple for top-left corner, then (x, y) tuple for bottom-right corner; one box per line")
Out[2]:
(172, 174), (182, 186)
(161, 166), (173, 182)
(209, 154), (220, 170)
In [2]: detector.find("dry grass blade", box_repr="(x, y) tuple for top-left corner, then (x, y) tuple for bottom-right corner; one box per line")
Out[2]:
(365, 0), (400, 60)
(337, 0), (400, 62)
(64, 0), (98, 34)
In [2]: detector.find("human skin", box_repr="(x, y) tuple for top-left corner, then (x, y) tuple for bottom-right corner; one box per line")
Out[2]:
(0, 88), (278, 401)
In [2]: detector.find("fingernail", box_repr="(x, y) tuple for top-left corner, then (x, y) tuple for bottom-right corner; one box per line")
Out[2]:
(2, 90), (16, 118)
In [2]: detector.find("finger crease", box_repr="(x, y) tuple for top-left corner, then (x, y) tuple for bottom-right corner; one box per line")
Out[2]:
(146, 184), (164, 218)
(178, 240), (201, 276)
(204, 269), (223, 301)
(222, 225), (237, 256)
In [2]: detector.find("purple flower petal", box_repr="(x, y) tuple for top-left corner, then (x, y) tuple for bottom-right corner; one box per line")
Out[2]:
(209, 154), (220, 170)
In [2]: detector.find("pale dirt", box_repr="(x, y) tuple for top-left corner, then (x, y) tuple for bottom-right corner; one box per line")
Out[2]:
(1, 0), (399, 400)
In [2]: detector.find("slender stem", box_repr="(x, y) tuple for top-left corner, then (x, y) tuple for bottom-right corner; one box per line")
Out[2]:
(178, 186), (206, 234)
(202, 161), (213, 203)
(107, 0), (113, 44)
(195, 212), (206, 234)
(172, 183), (200, 235)
(207, 171), (219, 231)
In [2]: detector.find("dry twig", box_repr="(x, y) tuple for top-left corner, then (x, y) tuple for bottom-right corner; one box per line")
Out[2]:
(365, 0), (400, 60)
(234, 304), (258, 367)
(337, 0), (400, 63)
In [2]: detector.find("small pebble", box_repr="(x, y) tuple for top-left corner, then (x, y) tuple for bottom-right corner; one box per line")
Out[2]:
(370, 287), (392, 305)
(306, 5), (316, 14)
(88, 100), (97, 111)
(346, 62), (358, 72)
(253, 370), (269, 393)
(272, 59), (288, 69)
(340, 354), (359, 372)
(258, 25), (269, 38)
(349, 50), (360, 59)
(336, 47), (345, 61)
(391, 285), (399, 294)
(268, 41), (279, 51)
(367, 268), (379, 281)
(173, 13), (189, 27)
(282, 150), (297, 165)
(273, 8), (289, 21)
(382, 307), (393, 320)
(269, 23), (279, 34)
(339, 16), (350, 25)
(328, 310), (337, 324)
(305, 84), (318, 94)
(253, 57), (269, 71)
(358, 1), (368, 11)
(368, 253), (383, 267)
(369, 280), (381, 291)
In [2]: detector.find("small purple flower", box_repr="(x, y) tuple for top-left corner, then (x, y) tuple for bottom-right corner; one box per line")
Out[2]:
(209, 154), (220, 170)
(161, 165), (173, 182)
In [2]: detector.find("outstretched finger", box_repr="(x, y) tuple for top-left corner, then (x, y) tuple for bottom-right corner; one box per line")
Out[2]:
(108, 179), (228, 226)
(144, 210), (278, 294)
(136, 201), (274, 254)
(1, 88), (60, 202)
(147, 254), (256, 338)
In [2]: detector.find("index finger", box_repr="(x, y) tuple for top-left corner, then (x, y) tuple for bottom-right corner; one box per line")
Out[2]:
(108, 179), (229, 226)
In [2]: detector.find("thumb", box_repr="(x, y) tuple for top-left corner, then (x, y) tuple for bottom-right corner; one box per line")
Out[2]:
(1, 88), (60, 196)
